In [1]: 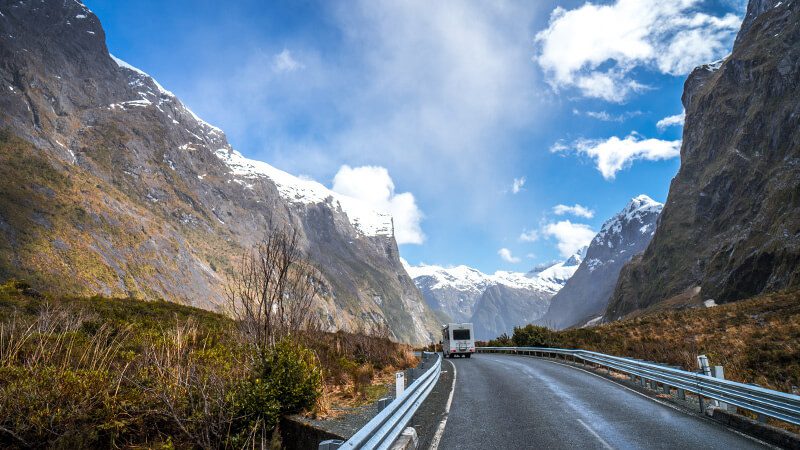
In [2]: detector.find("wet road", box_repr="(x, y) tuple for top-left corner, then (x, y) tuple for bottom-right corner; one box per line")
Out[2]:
(436, 353), (767, 450)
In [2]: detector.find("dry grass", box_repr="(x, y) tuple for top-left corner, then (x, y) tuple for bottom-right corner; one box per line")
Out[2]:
(298, 330), (417, 419)
(555, 289), (800, 392)
(0, 281), (418, 447)
(312, 367), (399, 419)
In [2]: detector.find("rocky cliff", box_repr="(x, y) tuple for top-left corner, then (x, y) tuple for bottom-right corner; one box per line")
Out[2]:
(540, 196), (662, 329)
(0, 0), (439, 344)
(605, 0), (800, 320)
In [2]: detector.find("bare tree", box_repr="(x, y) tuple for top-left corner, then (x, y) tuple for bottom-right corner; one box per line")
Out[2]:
(226, 226), (321, 351)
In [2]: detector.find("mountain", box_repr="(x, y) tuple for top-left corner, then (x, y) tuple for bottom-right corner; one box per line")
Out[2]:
(0, 0), (439, 344)
(605, 0), (800, 321)
(539, 195), (663, 329)
(406, 249), (585, 340)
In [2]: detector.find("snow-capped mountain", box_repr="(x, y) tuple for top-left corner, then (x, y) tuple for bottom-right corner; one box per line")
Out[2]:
(109, 54), (395, 240)
(0, 0), (439, 344)
(540, 195), (663, 329)
(405, 248), (585, 339)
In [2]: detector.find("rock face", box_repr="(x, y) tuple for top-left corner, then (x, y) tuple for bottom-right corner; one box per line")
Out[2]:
(605, 0), (800, 321)
(406, 249), (584, 340)
(0, 0), (439, 344)
(540, 196), (662, 329)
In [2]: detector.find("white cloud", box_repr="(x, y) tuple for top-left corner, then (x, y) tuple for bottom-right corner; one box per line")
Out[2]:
(272, 49), (303, 73)
(511, 177), (526, 194)
(574, 109), (642, 122)
(656, 111), (686, 130)
(498, 248), (521, 263)
(553, 204), (595, 219)
(519, 229), (539, 242)
(183, 2), (544, 229)
(332, 165), (424, 245)
(542, 220), (596, 257)
(552, 133), (681, 180)
(534, 0), (740, 101)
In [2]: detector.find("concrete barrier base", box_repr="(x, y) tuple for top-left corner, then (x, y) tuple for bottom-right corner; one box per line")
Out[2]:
(708, 407), (800, 449)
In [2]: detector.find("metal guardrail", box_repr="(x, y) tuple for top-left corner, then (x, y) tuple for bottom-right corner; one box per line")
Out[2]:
(477, 347), (800, 426)
(323, 351), (442, 450)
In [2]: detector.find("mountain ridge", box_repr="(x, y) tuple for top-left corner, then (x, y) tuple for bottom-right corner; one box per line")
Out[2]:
(0, 0), (439, 344)
(539, 195), (663, 329)
(605, 0), (800, 320)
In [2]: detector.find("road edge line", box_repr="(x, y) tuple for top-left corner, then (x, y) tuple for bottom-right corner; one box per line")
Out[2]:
(428, 358), (456, 450)
(576, 418), (615, 450)
(505, 354), (778, 449)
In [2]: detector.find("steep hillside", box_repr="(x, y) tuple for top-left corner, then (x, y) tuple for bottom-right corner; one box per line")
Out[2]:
(606, 0), (800, 320)
(406, 249), (584, 339)
(540, 196), (662, 329)
(0, 0), (439, 344)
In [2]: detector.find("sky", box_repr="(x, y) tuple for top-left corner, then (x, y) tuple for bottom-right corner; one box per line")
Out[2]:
(85, 0), (747, 274)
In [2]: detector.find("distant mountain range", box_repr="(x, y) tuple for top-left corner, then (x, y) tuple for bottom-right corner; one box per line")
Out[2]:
(405, 248), (585, 340)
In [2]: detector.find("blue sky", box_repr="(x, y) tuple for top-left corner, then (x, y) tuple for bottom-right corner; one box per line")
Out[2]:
(85, 0), (746, 273)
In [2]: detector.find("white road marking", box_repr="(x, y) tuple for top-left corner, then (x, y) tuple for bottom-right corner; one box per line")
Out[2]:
(428, 359), (456, 450)
(495, 354), (776, 449)
(576, 418), (615, 450)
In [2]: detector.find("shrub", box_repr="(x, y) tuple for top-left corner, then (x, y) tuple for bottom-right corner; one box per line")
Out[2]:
(229, 377), (281, 444)
(511, 325), (561, 348)
(259, 338), (322, 415)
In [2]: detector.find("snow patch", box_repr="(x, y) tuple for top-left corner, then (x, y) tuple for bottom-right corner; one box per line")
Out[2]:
(215, 148), (394, 238)
(407, 248), (585, 295)
(110, 54), (175, 98)
(581, 316), (603, 328)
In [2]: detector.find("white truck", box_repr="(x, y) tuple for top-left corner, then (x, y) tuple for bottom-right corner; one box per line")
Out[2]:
(441, 323), (475, 358)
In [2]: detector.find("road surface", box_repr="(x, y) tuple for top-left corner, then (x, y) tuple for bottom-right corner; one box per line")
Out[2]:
(435, 353), (767, 450)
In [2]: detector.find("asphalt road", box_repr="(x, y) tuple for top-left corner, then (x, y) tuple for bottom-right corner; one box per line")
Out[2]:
(435, 353), (768, 450)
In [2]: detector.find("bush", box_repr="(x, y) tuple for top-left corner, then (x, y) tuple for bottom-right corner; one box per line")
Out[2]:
(229, 377), (281, 442)
(511, 325), (561, 348)
(259, 338), (322, 415)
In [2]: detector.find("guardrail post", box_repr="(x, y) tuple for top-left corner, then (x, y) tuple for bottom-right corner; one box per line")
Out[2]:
(697, 355), (714, 412)
(711, 366), (729, 411)
(697, 355), (711, 376)
(319, 439), (343, 449)
(676, 388), (685, 401)
(396, 371), (405, 398)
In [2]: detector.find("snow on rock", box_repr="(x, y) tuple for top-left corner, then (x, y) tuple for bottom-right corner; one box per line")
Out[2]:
(215, 148), (394, 238)
(406, 247), (586, 296)
(108, 54), (395, 240)
(110, 54), (175, 98)
(596, 195), (663, 245)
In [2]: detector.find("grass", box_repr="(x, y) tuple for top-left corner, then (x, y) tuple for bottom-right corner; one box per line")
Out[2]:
(0, 280), (417, 448)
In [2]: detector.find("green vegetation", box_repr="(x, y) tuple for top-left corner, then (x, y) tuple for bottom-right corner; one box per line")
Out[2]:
(0, 281), (416, 448)
(482, 289), (800, 393)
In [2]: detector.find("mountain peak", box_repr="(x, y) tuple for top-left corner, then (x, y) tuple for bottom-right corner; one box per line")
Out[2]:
(541, 195), (663, 329)
(599, 194), (664, 238)
(563, 246), (587, 266)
